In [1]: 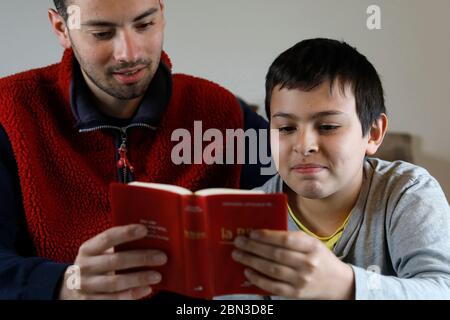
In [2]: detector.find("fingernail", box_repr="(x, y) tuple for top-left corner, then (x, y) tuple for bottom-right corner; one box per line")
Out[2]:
(249, 231), (260, 239)
(234, 236), (247, 246)
(134, 226), (147, 237)
(149, 272), (162, 283)
(244, 268), (253, 277)
(232, 250), (242, 260)
(142, 286), (153, 295)
(153, 253), (167, 264)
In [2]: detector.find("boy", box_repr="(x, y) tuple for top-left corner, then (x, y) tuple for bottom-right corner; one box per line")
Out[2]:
(228, 38), (450, 299)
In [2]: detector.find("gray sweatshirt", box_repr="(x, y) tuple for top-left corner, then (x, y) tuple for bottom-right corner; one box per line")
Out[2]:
(215, 158), (450, 300)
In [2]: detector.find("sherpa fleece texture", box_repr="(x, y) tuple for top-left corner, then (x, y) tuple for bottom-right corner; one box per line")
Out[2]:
(0, 49), (243, 263)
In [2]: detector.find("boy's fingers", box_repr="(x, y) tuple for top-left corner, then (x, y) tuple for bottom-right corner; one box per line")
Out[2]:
(234, 236), (307, 268)
(247, 230), (318, 253)
(79, 224), (148, 256)
(243, 268), (296, 298)
(232, 249), (298, 284)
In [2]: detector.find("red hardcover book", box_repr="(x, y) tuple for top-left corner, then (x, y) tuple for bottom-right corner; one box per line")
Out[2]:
(110, 182), (288, 299)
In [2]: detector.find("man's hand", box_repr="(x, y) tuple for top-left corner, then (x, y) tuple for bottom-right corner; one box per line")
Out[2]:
(232, 230), (354, 300)
(59, 224), (167, 300)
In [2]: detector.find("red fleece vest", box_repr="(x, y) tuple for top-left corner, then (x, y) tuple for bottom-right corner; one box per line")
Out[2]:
(0, 50), (243, 263)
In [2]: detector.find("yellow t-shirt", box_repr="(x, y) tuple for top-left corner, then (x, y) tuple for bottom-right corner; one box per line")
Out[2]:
(287, 205), (352, 250)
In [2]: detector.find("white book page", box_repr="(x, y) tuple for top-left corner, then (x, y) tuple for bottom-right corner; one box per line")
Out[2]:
(194, 189), (265, 196)
(128, 182), (192, 195)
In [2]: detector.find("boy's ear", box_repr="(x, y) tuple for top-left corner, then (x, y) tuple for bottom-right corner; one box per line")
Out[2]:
(365, 113), (388, 156)
(48, 9), (72, 49)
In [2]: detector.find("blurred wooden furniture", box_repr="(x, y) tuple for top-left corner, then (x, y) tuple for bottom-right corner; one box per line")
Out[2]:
(374, 132), (414, 163)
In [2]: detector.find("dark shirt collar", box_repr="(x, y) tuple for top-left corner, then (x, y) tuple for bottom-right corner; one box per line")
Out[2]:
(70, 59), (172, 130)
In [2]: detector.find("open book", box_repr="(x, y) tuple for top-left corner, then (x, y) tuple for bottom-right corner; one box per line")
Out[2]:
(110, 182), (288, 299)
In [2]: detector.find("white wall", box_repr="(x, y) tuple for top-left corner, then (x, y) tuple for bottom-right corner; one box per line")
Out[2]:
(1, 0), (449, 199)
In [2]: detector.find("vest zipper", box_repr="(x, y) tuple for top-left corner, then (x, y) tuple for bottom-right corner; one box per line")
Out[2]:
(79, 124), (157, 183)
(117, 128), (134, 183)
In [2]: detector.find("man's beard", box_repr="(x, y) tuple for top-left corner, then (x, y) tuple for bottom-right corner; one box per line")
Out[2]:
(72, 45), (155, 100)
(83, 60), (154, 100)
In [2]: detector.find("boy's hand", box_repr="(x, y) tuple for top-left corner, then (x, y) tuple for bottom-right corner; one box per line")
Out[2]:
(59, 224), (168, 300)
(232, 230), (355, 300)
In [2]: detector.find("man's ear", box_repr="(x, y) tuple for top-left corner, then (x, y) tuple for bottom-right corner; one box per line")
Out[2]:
(365, 113), (388, 156)
(48, 9), (72, 49)
(159, 0), (166, 26)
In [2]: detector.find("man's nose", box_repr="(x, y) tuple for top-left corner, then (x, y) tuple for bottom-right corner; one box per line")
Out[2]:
(293, 129), (319, 156)
(113, 30), (141, 63)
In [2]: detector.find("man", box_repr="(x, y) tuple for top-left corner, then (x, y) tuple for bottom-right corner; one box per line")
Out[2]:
(0, 0), (270, 299)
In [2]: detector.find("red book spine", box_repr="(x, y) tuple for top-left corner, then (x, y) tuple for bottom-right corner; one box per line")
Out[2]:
(181, 195), (213, 298)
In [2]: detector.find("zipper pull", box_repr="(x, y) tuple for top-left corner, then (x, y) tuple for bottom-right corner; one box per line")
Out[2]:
(116, 144), (135, 173)
(116, 131), (134, 173)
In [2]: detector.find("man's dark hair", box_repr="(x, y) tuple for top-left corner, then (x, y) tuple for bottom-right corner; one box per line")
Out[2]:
(53, 0), (68, 21)
(265, 38), (386, 136)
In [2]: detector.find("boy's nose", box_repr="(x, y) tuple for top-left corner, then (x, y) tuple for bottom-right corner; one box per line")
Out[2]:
(293, 130), (319, 156)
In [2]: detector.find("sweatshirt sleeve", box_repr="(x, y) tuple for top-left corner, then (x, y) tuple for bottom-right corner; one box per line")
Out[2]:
(352, 174), (450, 299)
(0, 125), (70, 300)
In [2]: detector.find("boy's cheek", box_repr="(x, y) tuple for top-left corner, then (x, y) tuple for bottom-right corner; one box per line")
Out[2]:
(275, 146), (292, 175)
(270, 131), (282, 172)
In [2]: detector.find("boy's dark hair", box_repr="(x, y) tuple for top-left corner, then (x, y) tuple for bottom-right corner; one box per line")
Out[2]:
(265, 38), (386, 136)
(53, 0), (68, 21)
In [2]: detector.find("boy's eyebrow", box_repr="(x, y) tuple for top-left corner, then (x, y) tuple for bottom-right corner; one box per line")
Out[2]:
(82, 8), (159, 27)
(310, 110), (345, 119)
(272, 112), (298, 120)
(272, 111), (345, 120)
